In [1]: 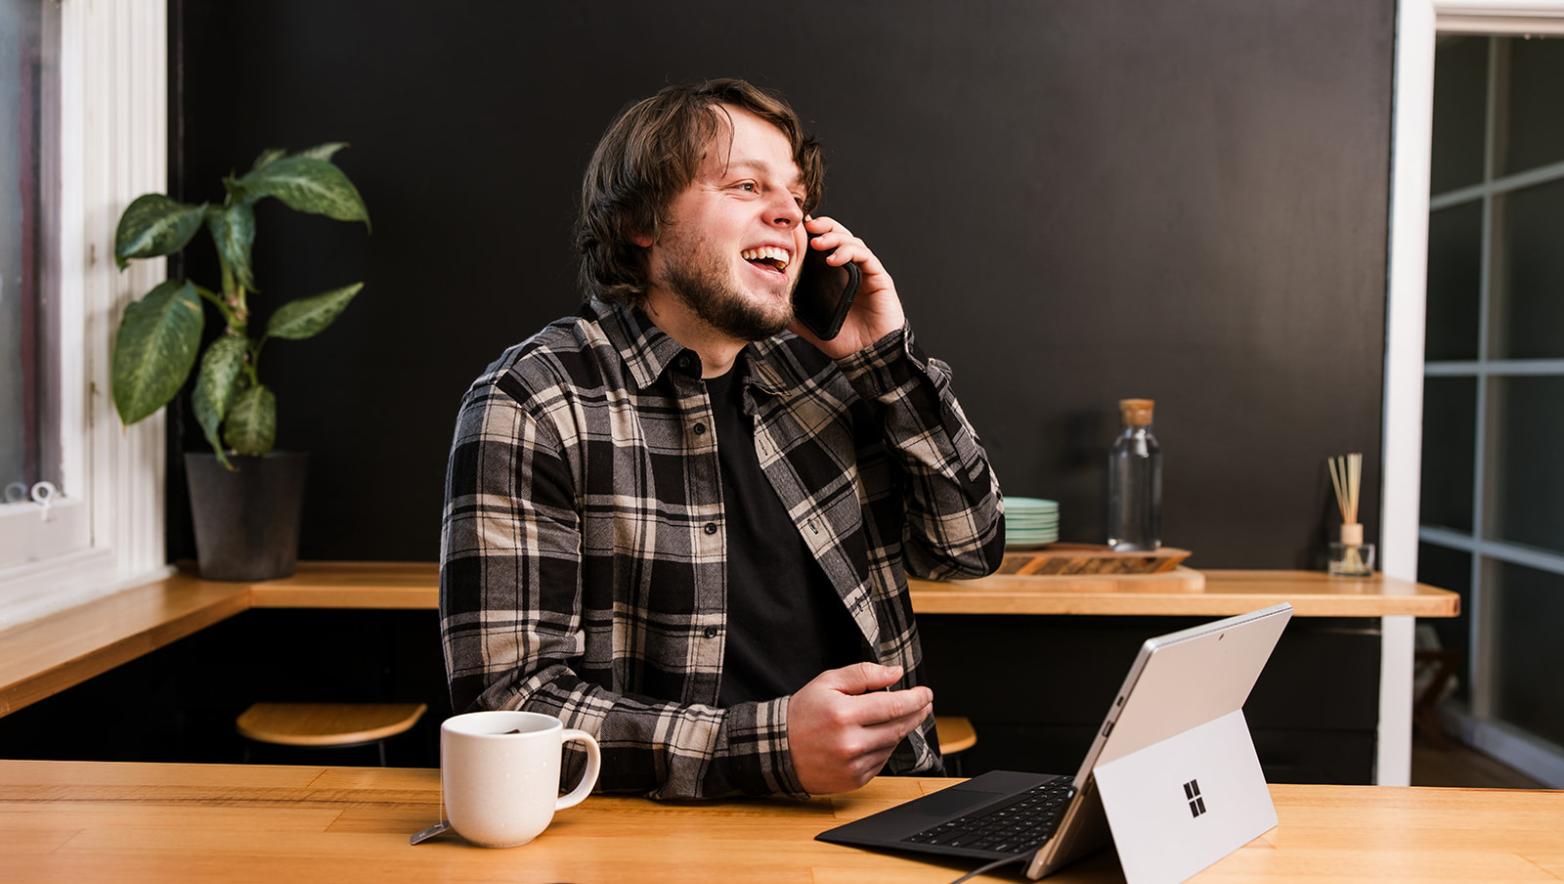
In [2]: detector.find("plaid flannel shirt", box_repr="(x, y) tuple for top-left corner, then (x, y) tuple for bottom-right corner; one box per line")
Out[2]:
(439, 297), (1005, 799)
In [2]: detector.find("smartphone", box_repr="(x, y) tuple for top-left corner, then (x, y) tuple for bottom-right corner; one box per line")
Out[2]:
(792, 233), (860, 340)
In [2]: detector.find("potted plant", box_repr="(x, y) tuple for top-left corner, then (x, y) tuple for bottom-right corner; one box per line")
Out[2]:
(111, 143), (369, 580)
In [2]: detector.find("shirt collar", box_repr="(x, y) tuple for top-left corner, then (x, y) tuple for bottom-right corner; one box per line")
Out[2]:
(740, 338), (789, 397)
(589, 297), (792, 397)
(587, 297), (689, 390)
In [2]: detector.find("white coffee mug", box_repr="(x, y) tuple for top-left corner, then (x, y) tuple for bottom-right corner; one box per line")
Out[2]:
(440, 710), (601, 848)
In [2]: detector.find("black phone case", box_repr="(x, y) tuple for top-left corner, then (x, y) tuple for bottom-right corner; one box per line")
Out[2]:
(793, 244), (860, 340)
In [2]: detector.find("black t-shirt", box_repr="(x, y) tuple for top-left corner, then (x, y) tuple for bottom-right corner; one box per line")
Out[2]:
(707, 354), (869, 707)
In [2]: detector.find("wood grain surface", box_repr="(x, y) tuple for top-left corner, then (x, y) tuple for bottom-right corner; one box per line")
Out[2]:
(0, 761), (1558, 882)
(249, 562), (1459, 617)
(910, 568), (1458, 617)
(0, 577), (249, 717)
(236, 703), (429, 747)
(933, 716), (977, 754)
(998, 544), (1192, 575)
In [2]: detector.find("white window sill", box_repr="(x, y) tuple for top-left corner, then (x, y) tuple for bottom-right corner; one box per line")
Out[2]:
(0, 550), (175, 633)
(0, 497), (91, 570)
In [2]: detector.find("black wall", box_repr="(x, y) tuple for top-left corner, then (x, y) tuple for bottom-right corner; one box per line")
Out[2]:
(168, 0), (1393, 568)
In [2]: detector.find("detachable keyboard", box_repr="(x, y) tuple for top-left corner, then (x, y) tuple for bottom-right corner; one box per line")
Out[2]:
(901, 777), (1076, 854)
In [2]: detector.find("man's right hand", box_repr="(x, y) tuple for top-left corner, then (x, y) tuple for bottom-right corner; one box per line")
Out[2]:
(786, 662), (935, 795)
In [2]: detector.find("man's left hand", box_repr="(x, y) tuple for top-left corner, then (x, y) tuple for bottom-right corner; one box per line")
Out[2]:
(790, 215), (905, 358)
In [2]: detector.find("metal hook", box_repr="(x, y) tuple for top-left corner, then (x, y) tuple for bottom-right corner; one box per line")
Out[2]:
(30, 481), (57, 521)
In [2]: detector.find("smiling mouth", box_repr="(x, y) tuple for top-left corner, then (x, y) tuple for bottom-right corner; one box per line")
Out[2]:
(740, 246), (790, 274)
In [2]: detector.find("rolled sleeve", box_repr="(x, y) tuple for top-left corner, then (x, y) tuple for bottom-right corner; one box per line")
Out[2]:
(836, 324), (1006, 579)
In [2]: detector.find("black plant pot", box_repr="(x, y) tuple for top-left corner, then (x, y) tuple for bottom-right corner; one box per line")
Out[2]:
(184, 451), (309, 581)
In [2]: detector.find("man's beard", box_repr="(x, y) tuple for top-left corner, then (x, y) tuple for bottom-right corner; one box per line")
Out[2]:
(662, 238), (793, 342)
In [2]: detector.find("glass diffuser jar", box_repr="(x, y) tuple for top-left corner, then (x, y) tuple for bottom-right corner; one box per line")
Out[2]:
(1328, 522), (1375, 577)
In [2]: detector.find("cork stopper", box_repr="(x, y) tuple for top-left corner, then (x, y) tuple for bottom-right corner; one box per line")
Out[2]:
(1340, 522), (1363, 546)
(1119, 398), (1155, 427)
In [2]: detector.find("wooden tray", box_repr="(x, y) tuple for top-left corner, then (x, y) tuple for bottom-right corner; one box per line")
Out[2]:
(999, 543), (1192, 576)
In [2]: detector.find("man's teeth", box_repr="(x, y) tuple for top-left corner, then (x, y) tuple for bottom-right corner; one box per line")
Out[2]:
(740, 246), (789, 272)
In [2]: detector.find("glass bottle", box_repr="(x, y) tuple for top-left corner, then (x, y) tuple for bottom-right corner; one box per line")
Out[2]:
(1108, 398), (1162, 551)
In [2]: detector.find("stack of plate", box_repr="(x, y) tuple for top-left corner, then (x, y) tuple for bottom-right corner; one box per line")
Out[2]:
(1004, 497), (1059, 549)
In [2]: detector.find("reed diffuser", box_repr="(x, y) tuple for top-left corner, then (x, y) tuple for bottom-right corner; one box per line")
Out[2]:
(1327, 452), (1375, 576)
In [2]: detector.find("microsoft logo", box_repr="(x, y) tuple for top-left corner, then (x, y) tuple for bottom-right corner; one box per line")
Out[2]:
(1183, 779), (1207, 818)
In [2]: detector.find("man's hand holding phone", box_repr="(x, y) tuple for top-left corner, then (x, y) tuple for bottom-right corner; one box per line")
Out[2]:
(786, 662), (935, 794)
(790, 215), (906, 359)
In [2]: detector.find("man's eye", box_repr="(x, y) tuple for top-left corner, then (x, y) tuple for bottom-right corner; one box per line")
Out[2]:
(738, 181), (757, 193)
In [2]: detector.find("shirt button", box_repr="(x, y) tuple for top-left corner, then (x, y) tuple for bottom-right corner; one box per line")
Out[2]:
(677, 355), (691, 370)
(693, 423), (707, 435)
(703, 626), (719, 638)
(703, 523), (718, 535)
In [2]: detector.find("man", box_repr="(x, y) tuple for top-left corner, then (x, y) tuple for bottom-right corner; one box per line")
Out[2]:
(440, 79), (1004, 800)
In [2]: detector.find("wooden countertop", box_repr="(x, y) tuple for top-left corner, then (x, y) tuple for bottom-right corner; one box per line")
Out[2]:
(248, 561), (439, 610)
(0, 576), (250, 717)
(0, 562), (1459, 718)
(2, 761), (1558, 882)
(252, 561), (1458, 618)
(911, 569), (1459, 618)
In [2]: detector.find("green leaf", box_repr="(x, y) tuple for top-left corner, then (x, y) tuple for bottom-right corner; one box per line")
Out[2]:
(111, 280), (204, 424)
(222, 175), (248, 203)
(265, 282), (364, 341)
(295, 142), (349, 161)
(251, 148), (286, 171)
(191, 334), (249, 468)
(113, 195), (206, 269)
(237, 155), (370, 229)
(206, 202), (258, 292)
(223, 384), (276, 456)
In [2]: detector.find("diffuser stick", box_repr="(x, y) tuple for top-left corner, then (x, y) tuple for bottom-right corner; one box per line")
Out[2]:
(1327, 452), (1371, 576)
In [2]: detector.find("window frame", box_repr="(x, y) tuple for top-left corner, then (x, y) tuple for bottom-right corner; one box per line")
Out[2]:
(0, 0), (173, 629)
(1389, 0), (1564, 788)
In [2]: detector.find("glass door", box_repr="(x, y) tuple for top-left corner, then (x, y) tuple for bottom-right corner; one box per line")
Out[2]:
(1419, 34), (1564, 786)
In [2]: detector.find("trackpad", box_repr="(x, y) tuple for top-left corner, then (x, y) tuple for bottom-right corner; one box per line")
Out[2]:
(904, 787), (1004, 817)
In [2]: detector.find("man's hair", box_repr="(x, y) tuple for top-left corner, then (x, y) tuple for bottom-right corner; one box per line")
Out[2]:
(576, 78), (824, 307)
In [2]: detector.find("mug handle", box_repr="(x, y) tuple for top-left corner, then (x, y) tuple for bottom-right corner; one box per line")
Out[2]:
(555, 729), (601, 811)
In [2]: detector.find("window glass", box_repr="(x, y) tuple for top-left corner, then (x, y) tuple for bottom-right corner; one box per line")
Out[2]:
(0, 0), (45, 493)
(1487, 376), (1564, 555)
(1493, 178), (1564, 359)
(1419, 377), (1476, 533)
(1490, 561), (1564, 747)
(1417, 542), (1472, 702)
(1424, 201), (1482, 361)
(1431, 36), (1488, 195)
(1501, 37), (1564, 177)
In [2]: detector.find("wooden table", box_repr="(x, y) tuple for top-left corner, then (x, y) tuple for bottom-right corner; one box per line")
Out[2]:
(0, 563), (1458, 784)
(1, 761), (1558, 882)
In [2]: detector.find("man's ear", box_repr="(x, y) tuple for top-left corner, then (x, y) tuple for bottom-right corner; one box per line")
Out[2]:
(631, 232), (654, 248)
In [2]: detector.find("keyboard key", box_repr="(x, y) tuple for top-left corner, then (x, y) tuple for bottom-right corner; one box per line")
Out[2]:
(902, 778), (1074, 849)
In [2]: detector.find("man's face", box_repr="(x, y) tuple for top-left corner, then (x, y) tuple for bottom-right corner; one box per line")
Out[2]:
(642, 105), (808, 341)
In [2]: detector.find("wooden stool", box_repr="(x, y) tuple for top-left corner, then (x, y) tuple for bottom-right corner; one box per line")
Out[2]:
(237, 702), (427, 766)
(936, 715), (978, 776)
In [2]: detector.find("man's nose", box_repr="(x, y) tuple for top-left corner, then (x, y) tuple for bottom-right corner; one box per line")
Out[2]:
(768, 194), (803, 228)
